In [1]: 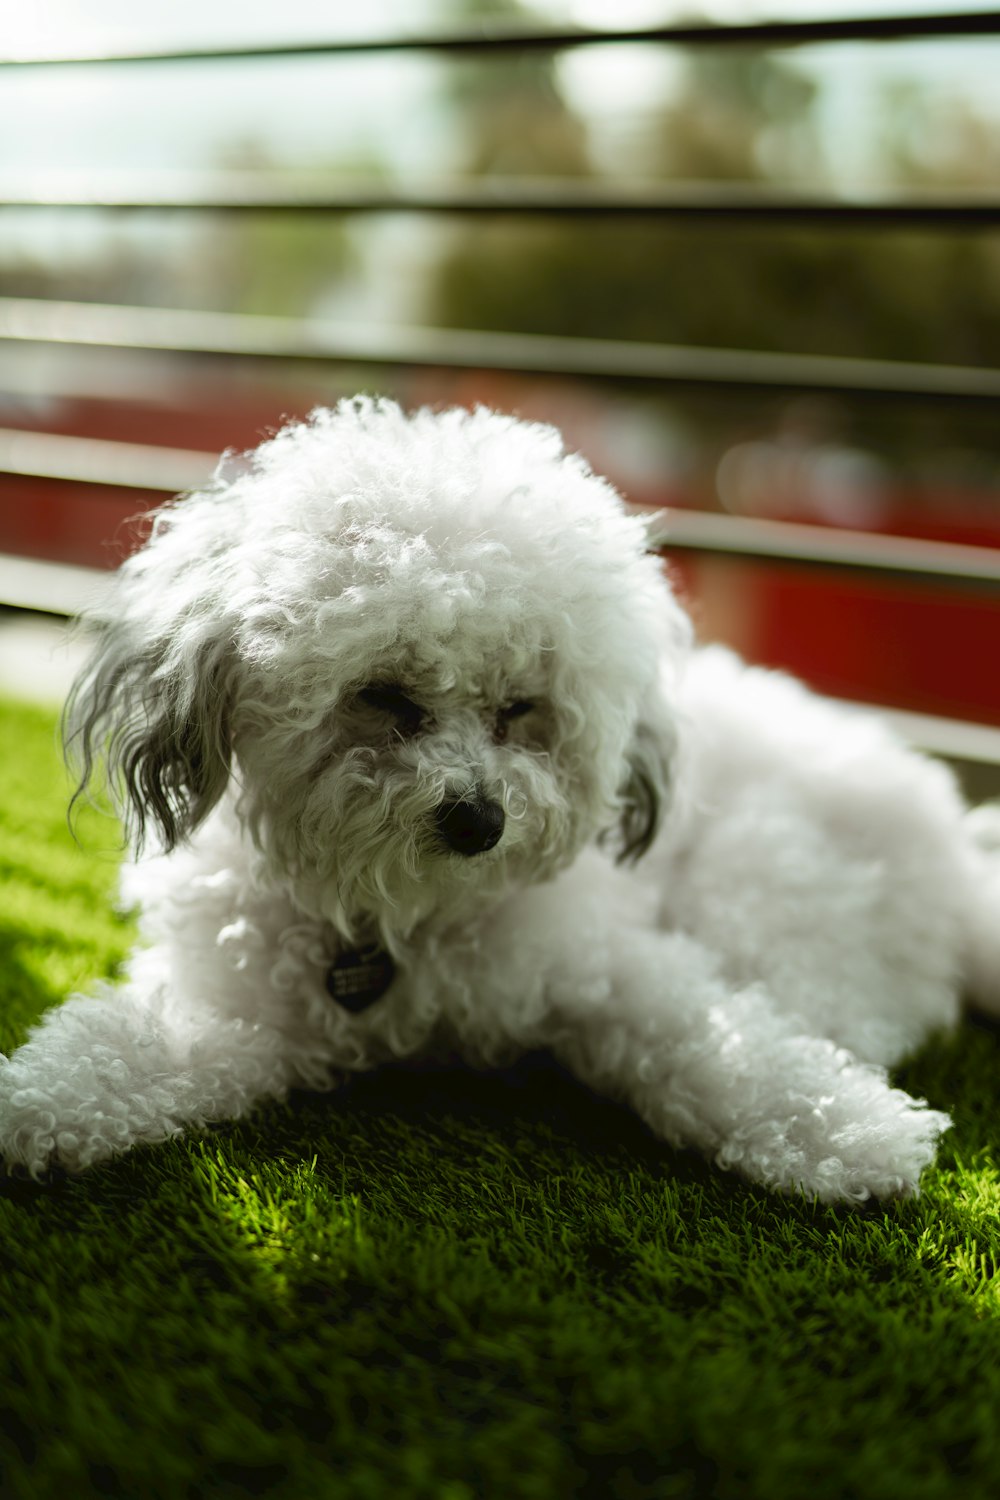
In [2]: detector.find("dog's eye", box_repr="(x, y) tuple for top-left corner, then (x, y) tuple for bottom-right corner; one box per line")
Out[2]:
(495, 700), (535, 743)
(502, 700), (534, 721)
(356, 685), (425, 735)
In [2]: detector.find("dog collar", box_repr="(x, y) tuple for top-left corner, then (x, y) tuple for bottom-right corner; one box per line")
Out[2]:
(326, 946), (396, 1013)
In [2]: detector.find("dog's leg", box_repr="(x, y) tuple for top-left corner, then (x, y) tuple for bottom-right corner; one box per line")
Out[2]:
(0, 977), (307, 1177)
(549, 929), (951, 1204)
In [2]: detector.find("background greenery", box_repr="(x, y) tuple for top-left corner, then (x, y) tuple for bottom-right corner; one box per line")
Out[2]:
(5, 2), (1000, 493)
(4, 692), (1000, 1499)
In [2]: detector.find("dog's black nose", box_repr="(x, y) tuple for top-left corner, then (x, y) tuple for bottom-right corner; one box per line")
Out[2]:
(435, 796), (505, 856)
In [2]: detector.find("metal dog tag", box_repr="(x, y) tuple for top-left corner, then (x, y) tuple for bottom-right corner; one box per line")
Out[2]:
(326, 947), (396, 1013)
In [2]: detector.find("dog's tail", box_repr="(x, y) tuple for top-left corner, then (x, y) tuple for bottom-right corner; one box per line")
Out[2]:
(962, 802), (1000, 1016)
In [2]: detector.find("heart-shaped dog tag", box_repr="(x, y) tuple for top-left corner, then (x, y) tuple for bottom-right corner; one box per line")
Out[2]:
(326, 948), (396, 1013)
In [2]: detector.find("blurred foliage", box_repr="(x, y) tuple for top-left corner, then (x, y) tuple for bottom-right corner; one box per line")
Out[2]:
(6, 7), (999, 371)
(4, 2), (999, 487)
(428, 44), (1000, 372)
(186, 140), (359, 317)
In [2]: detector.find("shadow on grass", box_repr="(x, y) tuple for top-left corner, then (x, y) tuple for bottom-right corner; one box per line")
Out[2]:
(5, 1013), (1000, 1260)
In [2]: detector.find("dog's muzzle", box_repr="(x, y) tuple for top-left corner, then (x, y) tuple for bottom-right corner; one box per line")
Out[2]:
(435, 794), (505, 856)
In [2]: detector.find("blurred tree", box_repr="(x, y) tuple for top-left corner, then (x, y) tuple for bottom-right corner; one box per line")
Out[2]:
(428, 41), (1000, 371)
(181, 140), (360, 318)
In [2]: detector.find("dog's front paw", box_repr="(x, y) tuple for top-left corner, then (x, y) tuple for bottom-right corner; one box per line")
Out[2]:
(797, 1100), (950, 1205)
(716, 1067), (951, 1205)
(0, 1049), (139, 1178)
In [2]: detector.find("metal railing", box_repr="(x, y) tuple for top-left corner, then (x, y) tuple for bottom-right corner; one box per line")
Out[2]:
(2, 175), (1000, 229)
(4, 422), (1000, 593)
(4, 296), (1000, 405)
(1, 9), (999, 611)
(5, 9), (1000, 64)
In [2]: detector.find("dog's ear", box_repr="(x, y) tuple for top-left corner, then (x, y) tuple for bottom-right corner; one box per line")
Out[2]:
(616, 716), (674, 864)
(64, 620), (235, 854)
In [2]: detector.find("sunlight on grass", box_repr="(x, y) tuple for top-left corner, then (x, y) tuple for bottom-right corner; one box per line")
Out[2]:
(190, 1146), (371, 1298)
(0, 697), (135, 1048)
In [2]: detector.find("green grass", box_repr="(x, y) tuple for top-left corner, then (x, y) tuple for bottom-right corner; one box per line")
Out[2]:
(3, 693), (1000, 1499)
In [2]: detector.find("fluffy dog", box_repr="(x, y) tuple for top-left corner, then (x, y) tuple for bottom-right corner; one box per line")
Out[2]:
(2, 398), (999, 1201)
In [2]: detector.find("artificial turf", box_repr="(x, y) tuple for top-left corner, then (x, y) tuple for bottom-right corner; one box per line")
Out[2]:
(3, 691), (1000, 1500)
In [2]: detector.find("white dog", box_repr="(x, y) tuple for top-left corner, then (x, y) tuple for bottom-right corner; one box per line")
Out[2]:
(2, 398), (998, 1202)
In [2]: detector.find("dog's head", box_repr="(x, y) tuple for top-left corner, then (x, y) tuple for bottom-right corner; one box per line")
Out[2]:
(67, 399), (689, 949)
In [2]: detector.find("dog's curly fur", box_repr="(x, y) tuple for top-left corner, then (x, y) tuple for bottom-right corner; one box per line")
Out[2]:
(2, 397), (999, 1201)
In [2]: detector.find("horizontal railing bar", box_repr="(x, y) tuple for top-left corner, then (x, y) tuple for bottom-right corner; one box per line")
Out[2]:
(0, 552), (112, 615)
(3, 296), (1000, 404)
(0, 427), (215, 492)
(1, 426), (998, 591)
(4, 174), (1000, 227)
(858, 702), (1000, 767)
(646, 508), (1000, 588)
(3, 10), (1000, 66)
